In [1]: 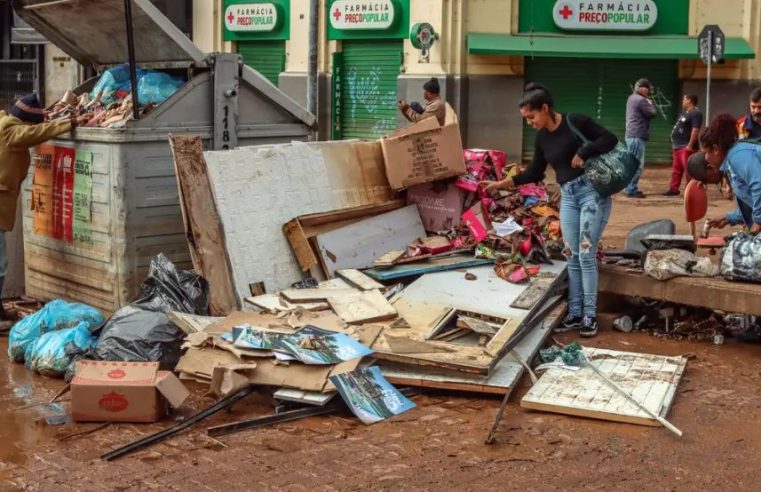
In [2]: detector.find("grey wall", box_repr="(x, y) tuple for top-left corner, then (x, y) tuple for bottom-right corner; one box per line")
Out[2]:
(683, 79), (761, 121)
(279, 72), (331, 140)
(465, 75), (525, 159)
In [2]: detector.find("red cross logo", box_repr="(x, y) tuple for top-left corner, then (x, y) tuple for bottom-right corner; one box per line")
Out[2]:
(559, 5), (573, 19)
(227, 12), (235, 24)
(333, 8), (341, 21)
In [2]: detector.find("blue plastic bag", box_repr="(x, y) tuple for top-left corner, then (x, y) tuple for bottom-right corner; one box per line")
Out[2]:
(137, 72), (184, 105)
(90, 64), (133, 104)
(91, 65), (184, 106)
(25, 322), (96, 378)
(8, 300), (104, 363)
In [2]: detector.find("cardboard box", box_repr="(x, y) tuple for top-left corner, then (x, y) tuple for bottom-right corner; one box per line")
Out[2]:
(71, 361), (189, 423)
(380, 119), (466, 190)
(407, 182), (464, 232)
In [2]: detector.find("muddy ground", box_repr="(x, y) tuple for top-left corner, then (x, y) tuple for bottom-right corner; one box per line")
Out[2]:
(2, 167), (757, 491)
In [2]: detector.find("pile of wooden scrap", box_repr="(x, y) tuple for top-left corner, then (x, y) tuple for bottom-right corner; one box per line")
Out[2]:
(169, 260), (568, 402)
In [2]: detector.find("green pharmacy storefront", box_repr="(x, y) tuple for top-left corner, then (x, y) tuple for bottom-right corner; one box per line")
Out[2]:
(468, 0), (755, 164)
(224, 0), (290, 85)
(329, 0), (410, 140)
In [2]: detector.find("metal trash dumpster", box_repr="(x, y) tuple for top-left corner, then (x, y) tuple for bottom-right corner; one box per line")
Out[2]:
(15, 0), (315, 313)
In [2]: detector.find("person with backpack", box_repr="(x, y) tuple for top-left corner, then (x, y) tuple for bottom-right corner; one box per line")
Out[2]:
(687, 113), (761, 234)
(480, 83), (618, 337)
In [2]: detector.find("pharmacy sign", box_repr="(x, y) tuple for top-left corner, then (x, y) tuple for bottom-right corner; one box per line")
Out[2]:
(330, 0), (396, 30)
(225, 3), (278, 32)
(553, 0), (658, 31)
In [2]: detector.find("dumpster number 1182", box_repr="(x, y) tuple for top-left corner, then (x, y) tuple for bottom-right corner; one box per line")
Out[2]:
(223, 105), (230, 148)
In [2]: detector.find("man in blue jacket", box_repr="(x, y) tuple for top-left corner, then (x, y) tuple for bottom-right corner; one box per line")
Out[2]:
(624, 79), (658, 198)
(687, 143), (761, 235)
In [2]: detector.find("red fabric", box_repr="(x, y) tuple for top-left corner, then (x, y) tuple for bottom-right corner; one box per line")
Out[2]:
(669, 147), (696, 193)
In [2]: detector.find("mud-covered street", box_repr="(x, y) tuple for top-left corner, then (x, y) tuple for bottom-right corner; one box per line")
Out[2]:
(1, 167), (757, 491)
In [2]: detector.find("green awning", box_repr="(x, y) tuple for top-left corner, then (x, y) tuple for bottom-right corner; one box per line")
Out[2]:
(468, 33), (756, 60)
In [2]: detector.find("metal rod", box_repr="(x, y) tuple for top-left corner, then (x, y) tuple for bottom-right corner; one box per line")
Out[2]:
(706, 30), (712, 123)
(124, 0), (140, 121)
(484, 375), (519, 445)
(101, 386), (256, 461)
(208, 399), (344, 437)
(306, 0), (319, 118)
(582, 356), (683, 437)
(207, 387), (422, 438)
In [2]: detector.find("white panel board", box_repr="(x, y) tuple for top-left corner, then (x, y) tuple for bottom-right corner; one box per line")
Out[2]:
(203, 140), (392, 300)
(315, 205), (426, 277)
(521, 348), (688, 426)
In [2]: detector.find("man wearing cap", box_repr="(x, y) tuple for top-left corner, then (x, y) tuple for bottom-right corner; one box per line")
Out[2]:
(0, 94), (87, 326)
(398, 77), (446, 127)
(624, 78), (658, 198)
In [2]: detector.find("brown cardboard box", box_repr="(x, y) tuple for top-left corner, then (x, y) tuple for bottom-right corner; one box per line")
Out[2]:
(71, 361), (189, 423)
(380, 119), (466, 190)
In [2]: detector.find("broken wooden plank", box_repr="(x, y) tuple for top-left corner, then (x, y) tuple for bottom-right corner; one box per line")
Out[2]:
(373, 250), (405, 267)
(521, 347), (688, 427)
(169, 134), (240, 315)
(315, 205), (426, 277)
(245, 294), (329, 312)
(327, 289), (397, 324)
(510, 274), (557, 310)
(281, 287), (358, 303)
(336, 269), (385, 291)
(364, 256), (493, 281)
(458, 316), (500, 336)
(382, 334), (457, 354)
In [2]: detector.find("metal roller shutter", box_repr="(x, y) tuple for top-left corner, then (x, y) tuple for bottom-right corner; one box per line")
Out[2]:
(237, 41), (286, 86)
(339, 40), (402, 139)
(523, 58), (678, 164)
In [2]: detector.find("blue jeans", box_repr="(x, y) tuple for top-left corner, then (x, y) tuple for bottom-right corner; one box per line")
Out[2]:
(0, 229), (5, 297)
(560, 175), (612, 318)
(624, 137), (646, 195)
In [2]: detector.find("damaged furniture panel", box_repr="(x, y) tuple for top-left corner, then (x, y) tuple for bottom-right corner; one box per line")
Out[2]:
(314, 205), (426, 278)
(521, 348), (688, 427)
(284, 200), (405, 274)
(381, 303), (565, 394)
(369, 265), (566, 375)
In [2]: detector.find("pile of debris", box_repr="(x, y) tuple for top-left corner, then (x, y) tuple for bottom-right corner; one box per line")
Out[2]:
(46, 64), (184, 129)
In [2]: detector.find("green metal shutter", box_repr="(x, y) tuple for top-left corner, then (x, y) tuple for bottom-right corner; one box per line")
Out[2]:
(237, 41), (286, 86)
(523, 58), (678, 164)
(338, 40), (402, 140)
(597, 60), (678, 164)
(522, 59), (602, 163)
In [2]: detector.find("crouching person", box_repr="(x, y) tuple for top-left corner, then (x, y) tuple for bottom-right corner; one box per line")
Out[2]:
(688, 113), (761, 234)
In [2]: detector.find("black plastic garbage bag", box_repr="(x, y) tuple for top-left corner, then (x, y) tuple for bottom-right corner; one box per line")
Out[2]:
(133, 253), (209, 314)
(93, 254), (209, 369)
(94, 306), (184, 370)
